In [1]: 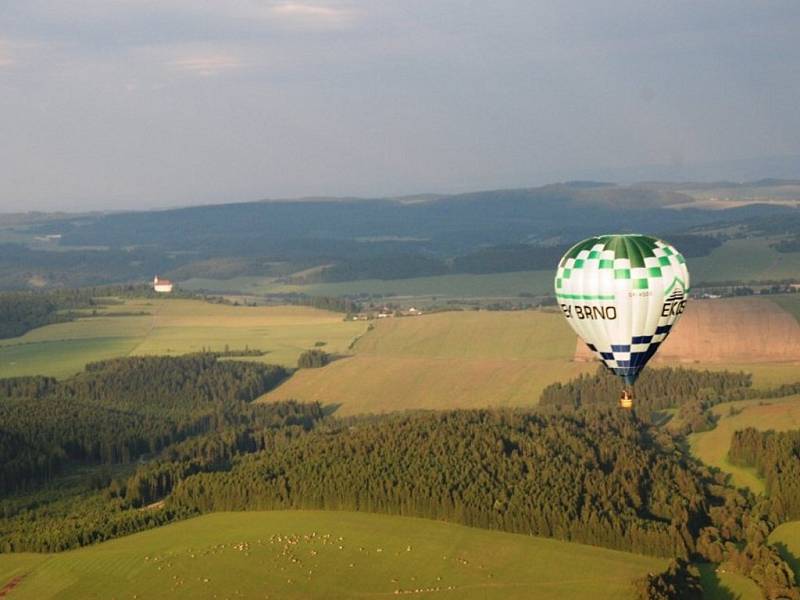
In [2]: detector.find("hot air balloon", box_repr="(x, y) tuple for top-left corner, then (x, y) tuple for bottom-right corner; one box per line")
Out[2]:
(554, 234), (690, 408)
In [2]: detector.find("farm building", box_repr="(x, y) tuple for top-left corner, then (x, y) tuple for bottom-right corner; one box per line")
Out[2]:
(153, 275), (174, 293)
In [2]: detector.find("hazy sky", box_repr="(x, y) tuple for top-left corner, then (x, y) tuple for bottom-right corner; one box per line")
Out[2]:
(2, 1), (799, 211)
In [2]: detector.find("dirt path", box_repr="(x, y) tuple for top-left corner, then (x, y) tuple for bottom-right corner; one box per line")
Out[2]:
(126, 301), (160, 357)
(0, 575), (25, 598)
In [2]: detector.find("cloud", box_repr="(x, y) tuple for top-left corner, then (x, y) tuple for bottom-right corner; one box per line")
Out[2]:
(269, 2), (356, 29)
(167, 53), (242, 76)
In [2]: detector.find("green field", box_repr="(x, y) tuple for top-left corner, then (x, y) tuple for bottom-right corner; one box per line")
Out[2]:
(770, 521), (800, 582)
(0, 299), (367, 378)
(0, 511), (667, 599)
(689, 395), (800, 493)
(263, 310), (595, 414)
(354, 310), (576, 360)
(182, 269), (555, 299)
(690, 238), (800, 284)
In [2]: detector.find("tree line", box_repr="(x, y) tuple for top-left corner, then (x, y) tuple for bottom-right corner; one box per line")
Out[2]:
(729, 428), (800, 521)
(0, 286), (209, 339)
(0, 355), (292, 492)
(540, 365), (754, 416)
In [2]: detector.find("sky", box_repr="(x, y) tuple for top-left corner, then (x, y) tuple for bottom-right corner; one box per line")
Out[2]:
(1, 1), (799, 212)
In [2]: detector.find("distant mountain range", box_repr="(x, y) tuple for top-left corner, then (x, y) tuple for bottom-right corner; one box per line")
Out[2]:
(0, 179), (797, 290)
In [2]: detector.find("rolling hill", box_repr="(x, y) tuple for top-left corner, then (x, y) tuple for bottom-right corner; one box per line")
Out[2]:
(0, 511), (669, 600)
(262, 310), (594, 414)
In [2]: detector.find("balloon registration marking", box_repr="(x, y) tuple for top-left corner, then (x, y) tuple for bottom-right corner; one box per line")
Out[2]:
(554, 234), (690, 389)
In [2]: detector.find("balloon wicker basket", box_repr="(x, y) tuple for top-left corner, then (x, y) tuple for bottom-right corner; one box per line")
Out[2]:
(619, 390), (634, 410)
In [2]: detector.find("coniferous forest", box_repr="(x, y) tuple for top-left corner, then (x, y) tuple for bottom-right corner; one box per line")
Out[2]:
(729, 428), (800, 521)
(1, 357), (800, 598)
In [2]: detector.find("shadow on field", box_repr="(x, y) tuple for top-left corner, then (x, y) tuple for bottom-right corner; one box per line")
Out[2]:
(773, 542), (800, 580)
(697, 563), (738, 600)
(322, 403), (342, 417)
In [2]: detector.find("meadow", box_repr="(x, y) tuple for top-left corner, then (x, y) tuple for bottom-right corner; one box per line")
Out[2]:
(689, 238), (800, 284)
(183, 269), (556, 299)
(689, 395), (800, 493)
(0, 511), (670, 599)
(263, 310), (595, 414)
(0, 299), (367, 378)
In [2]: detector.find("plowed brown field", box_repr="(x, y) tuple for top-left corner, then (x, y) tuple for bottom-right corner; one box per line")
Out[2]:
(574, 297), (800, 364)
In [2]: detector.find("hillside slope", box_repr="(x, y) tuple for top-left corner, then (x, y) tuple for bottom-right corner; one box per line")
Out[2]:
(263, 311), (593, 414)
(0, 511), (667, 600)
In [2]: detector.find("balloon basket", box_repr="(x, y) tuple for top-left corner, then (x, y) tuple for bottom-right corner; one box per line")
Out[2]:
(619, 390), (634, 410)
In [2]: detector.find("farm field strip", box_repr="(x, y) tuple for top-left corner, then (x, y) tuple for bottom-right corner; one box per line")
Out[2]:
(263, 310), (594, 414)
(0, 299), (368, 378)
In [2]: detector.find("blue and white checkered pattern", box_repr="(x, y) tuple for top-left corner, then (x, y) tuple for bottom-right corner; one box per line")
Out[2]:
(584, 325), (673, 381)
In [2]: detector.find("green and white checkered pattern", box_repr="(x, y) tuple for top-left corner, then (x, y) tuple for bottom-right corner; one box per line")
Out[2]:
(554, 234), (690, 386)
(555, 236), (687, 294)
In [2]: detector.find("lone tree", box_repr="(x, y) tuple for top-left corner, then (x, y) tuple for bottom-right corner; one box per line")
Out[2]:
(297, 349), (330, 369)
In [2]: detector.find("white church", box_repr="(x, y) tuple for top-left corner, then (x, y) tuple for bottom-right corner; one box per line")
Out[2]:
(153, 275), (174, 293)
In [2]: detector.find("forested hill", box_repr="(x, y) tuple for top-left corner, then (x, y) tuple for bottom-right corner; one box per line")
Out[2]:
(0, 355), (300, 492)
(38, 184), (789, 256)
(2, 361), (800, 596)
(4, 181), (797, 289)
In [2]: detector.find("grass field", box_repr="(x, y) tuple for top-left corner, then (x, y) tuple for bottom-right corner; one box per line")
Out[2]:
(689, 395), (800, 493)
(182, 270), (555, 299)
(263, 310), (594, 414)
(0, 299), (367, 378)
(770, 521), (800, 582)
(689, 238), (800, 284)
(0, 511), (668, 599)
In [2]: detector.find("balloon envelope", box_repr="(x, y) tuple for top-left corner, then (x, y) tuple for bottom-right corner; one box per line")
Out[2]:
(554, 234), (690, 386)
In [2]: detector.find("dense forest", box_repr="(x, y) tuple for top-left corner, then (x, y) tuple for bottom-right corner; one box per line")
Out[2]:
(540, 364), (800, 434)
(730, 428), (800, 521)
(540, 366), (755, 420)
(165, 409), (705, 557)
(0, 293), (72, 338)
(2, 357), (800, 597)
(0, 355), (294, 492)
